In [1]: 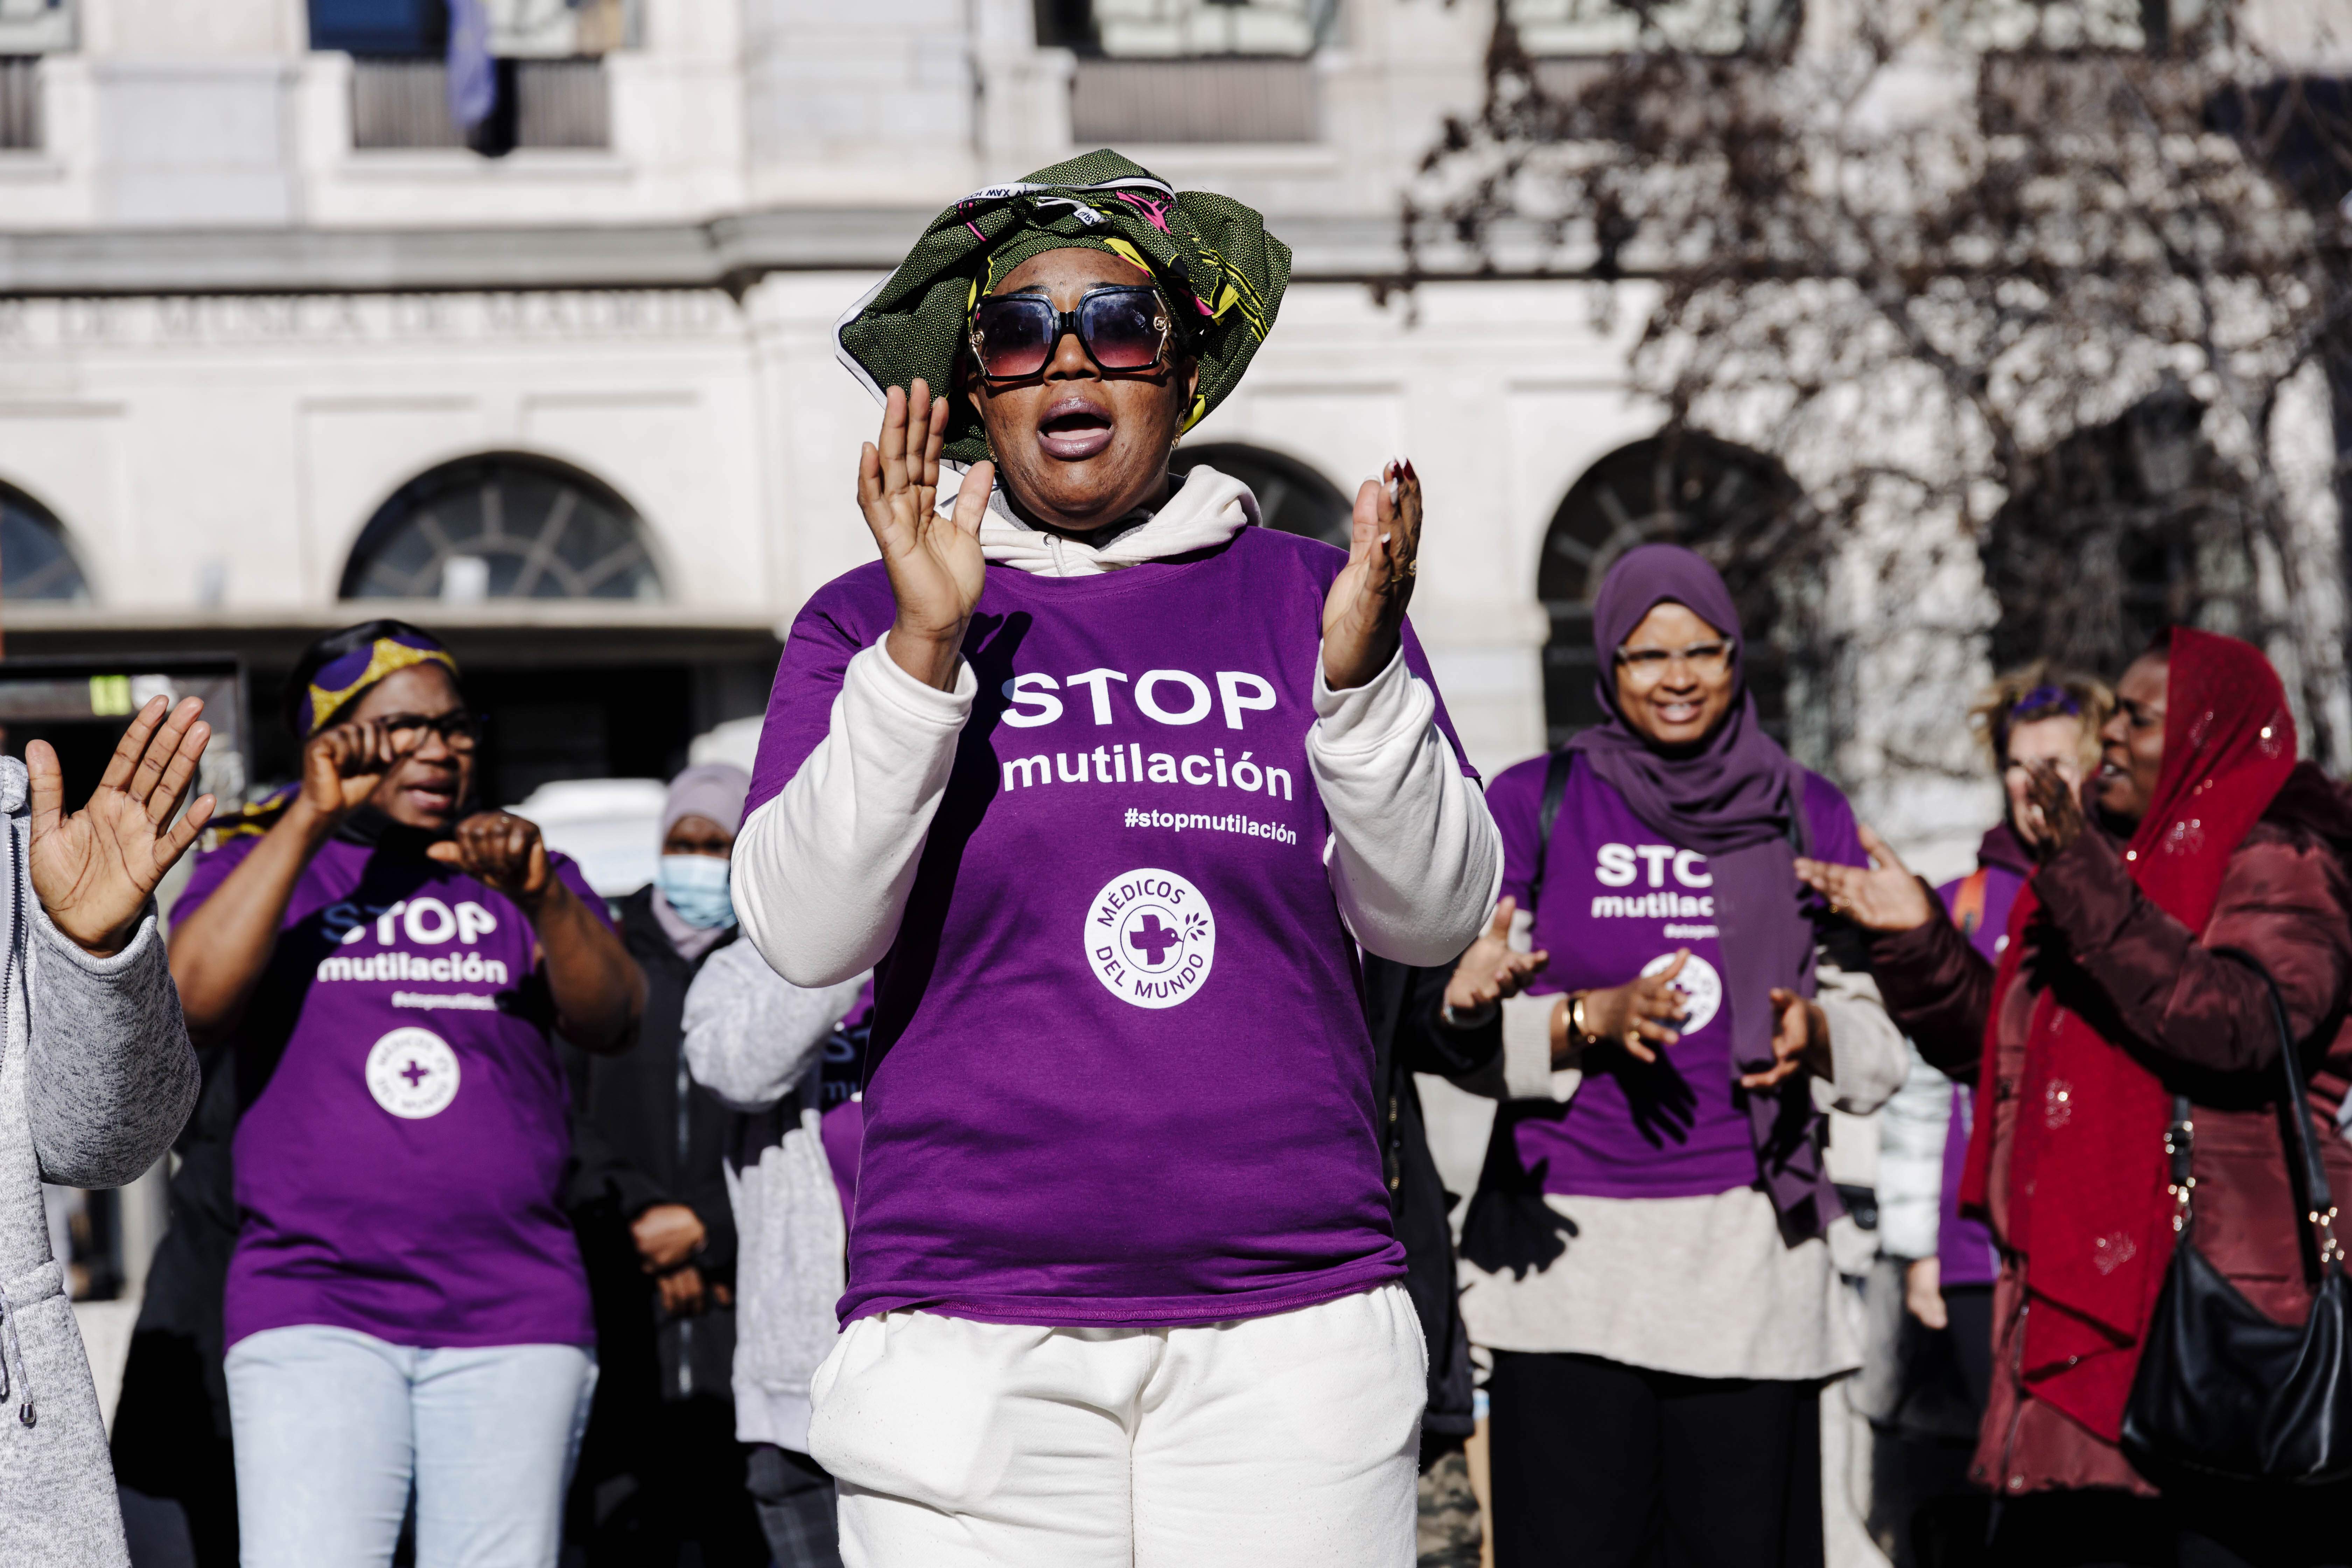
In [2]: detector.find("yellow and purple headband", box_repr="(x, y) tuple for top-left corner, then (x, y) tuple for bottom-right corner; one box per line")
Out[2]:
(296, 633), (459, 738)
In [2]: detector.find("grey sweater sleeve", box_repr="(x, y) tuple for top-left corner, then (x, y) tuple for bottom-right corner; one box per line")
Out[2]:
(682, 940), (866, 1112)
(24, 897), (199, 1190)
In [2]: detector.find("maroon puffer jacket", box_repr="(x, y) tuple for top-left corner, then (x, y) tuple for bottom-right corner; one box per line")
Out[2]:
(1873, 763), (2352, 1497)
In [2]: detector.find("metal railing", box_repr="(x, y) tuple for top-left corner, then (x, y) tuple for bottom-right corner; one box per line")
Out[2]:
(0, 57), (37, 150)
(350, 57), (609, 150)
(1069, 56), (1318, 144)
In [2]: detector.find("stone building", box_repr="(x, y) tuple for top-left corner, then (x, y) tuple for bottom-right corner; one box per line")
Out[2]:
(0, 0), (2342, 853)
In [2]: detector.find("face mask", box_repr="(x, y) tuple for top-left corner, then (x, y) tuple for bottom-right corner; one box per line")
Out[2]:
(657, 854), (736, 930)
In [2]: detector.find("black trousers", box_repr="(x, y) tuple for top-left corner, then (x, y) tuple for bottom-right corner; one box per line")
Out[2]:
(1489, 1350), (1823, 1568)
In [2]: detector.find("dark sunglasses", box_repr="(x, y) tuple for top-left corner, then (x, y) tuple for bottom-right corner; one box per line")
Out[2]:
(380, 711), (483, 754)
(966, 285), (1174, 383)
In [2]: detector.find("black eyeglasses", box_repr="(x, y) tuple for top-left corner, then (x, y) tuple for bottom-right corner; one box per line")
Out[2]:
(380, 711), (482, 754)
(1613, 641), (1735, 687)
(966, 285), (1174, 383)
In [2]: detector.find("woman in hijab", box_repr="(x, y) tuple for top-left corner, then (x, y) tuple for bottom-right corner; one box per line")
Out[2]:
(564, 763), (767, 1566)
(1804, 628), (2352, 1566)
(1883, 667), (2111, 1355)
(166, 619), (644, 1568)
(1869, 666), (2108, 1554)
(1439, 543), (1905, 1566)
(730, 150), (1500, 1565)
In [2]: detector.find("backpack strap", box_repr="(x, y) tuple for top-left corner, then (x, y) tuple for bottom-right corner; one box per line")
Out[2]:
(1948, 868), (1991, 938)
(1524, 749), (1574, 917)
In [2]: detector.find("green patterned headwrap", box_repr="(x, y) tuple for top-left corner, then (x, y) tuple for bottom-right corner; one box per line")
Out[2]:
(834, 149), (1292, 465)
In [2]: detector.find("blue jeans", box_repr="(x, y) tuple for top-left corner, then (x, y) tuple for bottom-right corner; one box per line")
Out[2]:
(226, 1324), (596, 1568)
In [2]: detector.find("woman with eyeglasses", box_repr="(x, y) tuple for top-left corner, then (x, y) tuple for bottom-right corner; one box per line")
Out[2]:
(1440, 544), (1904, 1567)
(731, 152), (1499, 1565)
(166, 618), (644, 1568)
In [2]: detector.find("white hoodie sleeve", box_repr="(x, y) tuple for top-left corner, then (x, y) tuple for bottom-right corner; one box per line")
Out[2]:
(1308, 645), (1503, 966)
(731, 637), (975, 987)
(681, 940), (867, 1112)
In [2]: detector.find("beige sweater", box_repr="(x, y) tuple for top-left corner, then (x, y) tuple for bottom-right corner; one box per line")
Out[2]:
(1454, 958), (1904, 1381)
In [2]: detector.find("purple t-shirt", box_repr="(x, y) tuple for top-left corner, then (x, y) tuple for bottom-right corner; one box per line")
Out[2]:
(1932, 860), (2024, 1287)
(177, 835), (606, 1350)
(1487, 753), (1864, 1199)
(750, 527), (1475, 1328)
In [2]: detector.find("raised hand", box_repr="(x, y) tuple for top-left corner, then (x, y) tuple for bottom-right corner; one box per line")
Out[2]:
(862, 380), (995, 692)
(1442, 897), (1550, 1016)
(427, 810), (554, 908)
(31, 695), (216, 957)
(2021, 760), (2087, 862)
(1740, 986), (1832, 1090)
(1796, 824), (1933, 933)
(300, 717), (405, 825)
(1574, 949), (1692, 1065)
(1323, 459), (1421, 691)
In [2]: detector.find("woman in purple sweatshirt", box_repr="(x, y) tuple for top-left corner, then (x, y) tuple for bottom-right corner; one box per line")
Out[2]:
(1444, 544), (1906, 1567)
(728, 152), (1499, 1566)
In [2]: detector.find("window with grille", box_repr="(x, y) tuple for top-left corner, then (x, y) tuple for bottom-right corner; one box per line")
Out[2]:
(0, 485), (91, 603)
(349, 57), (608, 149)
(341, 455), (662, 603)
(1048, 1), (1332, 144)
(1504, 0), (1793, 56)
(0, 58), (37, 150)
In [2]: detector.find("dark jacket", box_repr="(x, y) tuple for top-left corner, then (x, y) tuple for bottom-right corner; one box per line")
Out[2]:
(1360, 956), (1501, 1448)
(1872, 763), (2352, 1496)
(563, 888), (743, 1405)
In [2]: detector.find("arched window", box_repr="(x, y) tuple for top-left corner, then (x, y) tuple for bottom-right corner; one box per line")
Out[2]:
(1170, 443), (1352, 548)
(1538, 433), (1805, 748)
(1986, 386), (2231, 676)
(0, 484), (91, 603)
(341, 454), (662, 603)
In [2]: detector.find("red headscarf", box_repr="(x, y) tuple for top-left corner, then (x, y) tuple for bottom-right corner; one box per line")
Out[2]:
(1957, 628), (2298, 1441)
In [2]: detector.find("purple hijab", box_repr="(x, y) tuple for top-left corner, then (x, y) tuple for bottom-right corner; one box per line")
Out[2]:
(1568, 544), (1839, 1242)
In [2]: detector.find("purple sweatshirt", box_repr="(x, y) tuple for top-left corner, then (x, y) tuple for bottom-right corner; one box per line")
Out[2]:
(178, 835), (605, 1350)
(748, 527), (1477, 1328)
(1488, 753), (1865, 1198)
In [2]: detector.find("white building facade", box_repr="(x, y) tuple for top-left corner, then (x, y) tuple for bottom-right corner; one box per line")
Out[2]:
(0, 0), (2342, 871)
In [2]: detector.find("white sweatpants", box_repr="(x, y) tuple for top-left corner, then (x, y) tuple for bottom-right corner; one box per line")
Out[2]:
(807, 1282), (1426, 1568)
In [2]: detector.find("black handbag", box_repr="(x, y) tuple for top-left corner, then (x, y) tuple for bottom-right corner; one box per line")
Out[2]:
(2119, 950), (2352, 1485)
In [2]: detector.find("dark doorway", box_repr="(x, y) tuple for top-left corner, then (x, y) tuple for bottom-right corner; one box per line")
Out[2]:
(1171, 442), (1353, 548)
(1983, 385), (2242, 678)
(1538, 433), (1806, 748)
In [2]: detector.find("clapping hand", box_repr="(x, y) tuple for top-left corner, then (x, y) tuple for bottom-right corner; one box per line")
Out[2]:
(1572, 950), (1692, 1065)
(1740, 987), (1832, 1091)
(1442, 898), (1549, 1016)
(1795, 824), (1933, 933)
(31, 695), (216, 958)
(1323, 460), (1421, 691)
(2019, 761), (2087, 863)
(862, 380), (994, 692)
